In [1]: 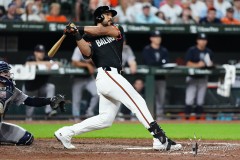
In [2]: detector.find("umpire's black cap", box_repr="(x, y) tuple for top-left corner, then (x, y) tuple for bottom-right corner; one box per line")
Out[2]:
(197, 33), (207, 40)
(34, 44), (45, 52)
(94, 6), (117, 18)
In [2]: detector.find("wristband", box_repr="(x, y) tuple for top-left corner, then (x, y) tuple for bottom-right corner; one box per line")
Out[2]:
(75, 32), (82, 41)
(77, 26), (85, 35)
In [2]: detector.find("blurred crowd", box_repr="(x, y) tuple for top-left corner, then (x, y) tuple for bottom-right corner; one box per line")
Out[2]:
(1, 0), (240, 24)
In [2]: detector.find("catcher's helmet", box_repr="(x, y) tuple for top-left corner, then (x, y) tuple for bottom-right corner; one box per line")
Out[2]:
(94, 6), (117, 24)
(0, 61), (11, 73)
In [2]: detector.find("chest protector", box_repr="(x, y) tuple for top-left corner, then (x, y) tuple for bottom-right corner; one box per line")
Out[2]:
(0, 76), (14, 117)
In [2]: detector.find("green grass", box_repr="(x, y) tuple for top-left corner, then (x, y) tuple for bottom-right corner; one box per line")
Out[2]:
(18, 123), (240, 140)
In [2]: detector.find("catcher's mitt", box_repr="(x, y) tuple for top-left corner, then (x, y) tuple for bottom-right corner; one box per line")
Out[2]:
(50, 94), (66, 112)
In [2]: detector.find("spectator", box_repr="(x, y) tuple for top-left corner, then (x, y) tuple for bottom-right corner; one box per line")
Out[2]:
(1, 2), (22, 22)
(233, 0), (240, 21)
(23, 44), (57, 121)
(98, 0), (111, 7)
(188, 0), (207, 23)
(0, 0), (12, 11)
(185, 33), (214, 119)
(142, 30), (169, 119)
(126, 0), (158, 23)
(21, 0), (44, 22)
(199, 7), (222, 24)
(45, 2), (67, 22)
(155, 10), (170, 24)
(0, 5), (6, 18)
(14, 0), (25, 16)
(214, 0), (232, 19)
(75, 0), (82, 22)
(159, 0), (182, 24)
(136, 2), (166, 24)
(33, 0), (46, 21)
(114, 0), (129, 23)
(175, 7), (197, 24)
(159, 0), (182, 7)
(71, 47), (99, 121)
(75, 0), (98, 22)
(200, 0), (222, 19)
(221, 7), (240, 24)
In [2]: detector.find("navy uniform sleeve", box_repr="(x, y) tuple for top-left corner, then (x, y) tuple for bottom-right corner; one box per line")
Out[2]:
(185, 47), (194, 62)
(142, 46), (154, 65)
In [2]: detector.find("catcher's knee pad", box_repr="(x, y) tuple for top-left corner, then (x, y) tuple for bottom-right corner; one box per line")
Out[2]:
(16, 131), (34, 145)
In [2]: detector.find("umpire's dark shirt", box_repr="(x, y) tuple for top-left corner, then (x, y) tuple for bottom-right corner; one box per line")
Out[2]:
(24, 55), (50, 91)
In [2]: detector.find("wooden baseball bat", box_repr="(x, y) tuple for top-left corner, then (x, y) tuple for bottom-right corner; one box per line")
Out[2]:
(48, 34), (66, 57)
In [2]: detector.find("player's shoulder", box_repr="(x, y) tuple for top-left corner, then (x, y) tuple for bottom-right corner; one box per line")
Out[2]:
(188, 46), (197, 51)
(143, 45), (151, 51)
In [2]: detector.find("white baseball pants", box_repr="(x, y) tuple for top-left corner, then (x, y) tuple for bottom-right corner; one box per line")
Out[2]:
(66, 67), (154, 136)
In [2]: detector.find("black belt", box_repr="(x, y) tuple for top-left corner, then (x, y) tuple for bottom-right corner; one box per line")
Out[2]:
(102, 66), (124, 75)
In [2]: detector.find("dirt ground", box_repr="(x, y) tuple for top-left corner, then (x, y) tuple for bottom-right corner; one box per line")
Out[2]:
(1, 121), (240, 160)
(1, 139), (240, 160)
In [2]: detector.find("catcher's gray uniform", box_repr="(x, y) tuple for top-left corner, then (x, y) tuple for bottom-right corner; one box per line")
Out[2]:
(0, 82), (33, 145)
(0, 61), (66, 145)
(71, 47), (99, 119)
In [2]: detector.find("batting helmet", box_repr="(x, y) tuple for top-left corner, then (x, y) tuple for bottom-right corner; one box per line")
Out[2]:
(93, 6), (117, 24)
(0, 61), (11, 72)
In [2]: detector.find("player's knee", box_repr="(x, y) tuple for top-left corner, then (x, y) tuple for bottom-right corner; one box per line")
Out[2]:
(16, 131), (34, 145)
(98, 115), (114, 128)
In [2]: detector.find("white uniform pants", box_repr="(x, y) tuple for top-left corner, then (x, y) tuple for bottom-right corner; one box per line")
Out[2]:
(67, 67), (154, 135)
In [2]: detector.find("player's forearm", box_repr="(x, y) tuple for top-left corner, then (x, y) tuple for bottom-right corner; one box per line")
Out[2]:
(186, 61), (205, 68)
(78, 26), (119, 38)
(128, 61), (137, 74)
(76, 39), (92, 57)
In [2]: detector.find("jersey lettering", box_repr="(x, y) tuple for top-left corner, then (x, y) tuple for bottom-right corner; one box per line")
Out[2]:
(95, 36), (115, 47)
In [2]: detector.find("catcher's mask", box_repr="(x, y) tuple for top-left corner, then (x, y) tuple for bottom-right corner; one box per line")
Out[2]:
(0, 61), (14, 80)
(93, 6), (117, 25)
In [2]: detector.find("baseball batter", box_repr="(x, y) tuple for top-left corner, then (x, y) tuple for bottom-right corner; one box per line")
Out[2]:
(0, 61), (65, 145)
(54, 6), (182, 151)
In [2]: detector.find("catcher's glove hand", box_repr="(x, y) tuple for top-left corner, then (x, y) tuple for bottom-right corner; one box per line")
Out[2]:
(64, 22), (78, 36)
(50, 94), (66, 112)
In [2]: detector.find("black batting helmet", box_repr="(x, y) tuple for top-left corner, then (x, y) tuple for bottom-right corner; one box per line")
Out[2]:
(93, 6), (117, 24)
(0, 61), (11, 72)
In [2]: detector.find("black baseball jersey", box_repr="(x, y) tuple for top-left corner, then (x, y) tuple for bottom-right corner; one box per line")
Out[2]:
(83, 24), (124, 70)
(24, 55), (51, 91)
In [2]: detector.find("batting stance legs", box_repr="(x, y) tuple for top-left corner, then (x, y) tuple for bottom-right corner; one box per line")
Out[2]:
(0, 122), (34, 145)
(55, 68), (182, 150)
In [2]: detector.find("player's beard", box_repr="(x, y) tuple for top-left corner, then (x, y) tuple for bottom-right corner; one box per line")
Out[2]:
(102, 19), (113, 26)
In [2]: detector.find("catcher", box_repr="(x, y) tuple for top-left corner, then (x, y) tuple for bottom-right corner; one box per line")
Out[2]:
(0, 61), (65, 145)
